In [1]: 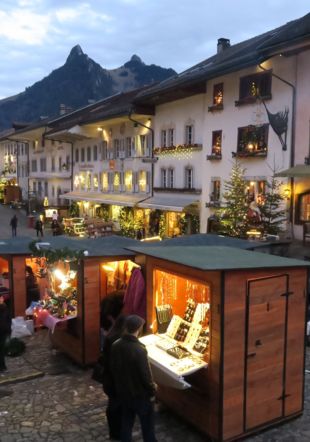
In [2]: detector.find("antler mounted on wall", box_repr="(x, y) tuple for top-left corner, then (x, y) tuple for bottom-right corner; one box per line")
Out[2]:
(259, 97), (289, 151)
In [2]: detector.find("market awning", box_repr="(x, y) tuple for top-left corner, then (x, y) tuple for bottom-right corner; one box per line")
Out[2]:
(274, 164), (310, 178)
(137, 195), (200, 212)
(59, 191), (145, 207)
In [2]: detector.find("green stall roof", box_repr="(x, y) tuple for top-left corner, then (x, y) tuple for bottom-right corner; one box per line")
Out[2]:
(127, 246), (310, 271)
(0, 235), (138, 258)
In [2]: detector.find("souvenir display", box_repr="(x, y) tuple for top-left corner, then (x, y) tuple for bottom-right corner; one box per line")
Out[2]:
(167, 345), (191, 359)
(184, 322), (202, 348)
(183, 299), (196, 322)
(193, 328), (210, 354)
(156, 304), (173, 333)
(174, 319), (191, 342)
(166, 315), (182, 339)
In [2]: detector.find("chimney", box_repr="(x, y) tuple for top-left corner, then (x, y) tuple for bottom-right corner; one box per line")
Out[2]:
(217, 38), (230, 54)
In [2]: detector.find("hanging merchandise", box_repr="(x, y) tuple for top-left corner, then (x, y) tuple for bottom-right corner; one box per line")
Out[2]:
(123, 268), (146, 319)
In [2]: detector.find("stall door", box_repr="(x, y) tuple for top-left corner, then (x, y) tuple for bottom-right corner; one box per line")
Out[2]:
(245, 275), (288, 431)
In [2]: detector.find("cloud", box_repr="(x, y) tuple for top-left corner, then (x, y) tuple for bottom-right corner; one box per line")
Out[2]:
(0, 9), (51, 44)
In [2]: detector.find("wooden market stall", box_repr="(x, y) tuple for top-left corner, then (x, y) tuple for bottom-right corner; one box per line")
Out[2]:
(128, 245), (309, 442)
(37, 235), (140, 366)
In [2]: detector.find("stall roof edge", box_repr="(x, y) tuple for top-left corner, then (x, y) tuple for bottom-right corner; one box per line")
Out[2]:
(125, 246), (310, 270)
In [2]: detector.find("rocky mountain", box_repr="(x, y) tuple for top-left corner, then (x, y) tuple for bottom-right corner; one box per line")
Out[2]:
(0, 45), (176, 130)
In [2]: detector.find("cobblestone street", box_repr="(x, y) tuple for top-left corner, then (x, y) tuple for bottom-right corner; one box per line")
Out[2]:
(0, 329), (309, 442)
(0, 203), (310, 441)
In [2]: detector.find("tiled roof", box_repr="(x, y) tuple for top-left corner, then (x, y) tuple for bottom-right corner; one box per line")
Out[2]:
(134, 13), (310, 104)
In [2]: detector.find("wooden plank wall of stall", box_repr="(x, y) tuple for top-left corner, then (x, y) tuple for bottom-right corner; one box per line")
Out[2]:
(83, 258), (101, 365)
(222, 267), (307, 441)
(11, 255), (27, 316)
(145, 256), (222, 440)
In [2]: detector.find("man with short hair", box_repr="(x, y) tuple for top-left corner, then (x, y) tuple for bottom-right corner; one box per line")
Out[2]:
(111, 314), (157, 442)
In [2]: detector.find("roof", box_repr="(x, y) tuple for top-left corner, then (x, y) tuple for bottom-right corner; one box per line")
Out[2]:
(46, 86), (154, 135)
(134, 13), (310, 105)
(141, 233), (259, 249)
(127, 245), (310, 271)
(60, 191), (146, 207)
(274, 164), (310, 177)
(0, 235), (138, 258)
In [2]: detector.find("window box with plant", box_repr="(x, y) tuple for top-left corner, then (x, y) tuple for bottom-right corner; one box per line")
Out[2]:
(232, 124), (268, 158)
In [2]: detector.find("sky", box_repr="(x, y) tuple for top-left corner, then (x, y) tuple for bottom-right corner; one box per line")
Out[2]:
(0, 0), (309, 99)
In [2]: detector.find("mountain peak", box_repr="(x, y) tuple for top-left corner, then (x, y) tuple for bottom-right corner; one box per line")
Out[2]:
(67, 45), (85, 62)
(130, 54), (143, 63)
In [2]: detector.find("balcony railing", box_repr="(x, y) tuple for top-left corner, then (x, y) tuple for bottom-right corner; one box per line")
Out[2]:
(154, 143), (203, 155)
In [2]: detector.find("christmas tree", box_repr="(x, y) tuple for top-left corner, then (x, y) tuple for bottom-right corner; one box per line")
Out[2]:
(258, 176), (287, 235)
(216, 160), (250, 237)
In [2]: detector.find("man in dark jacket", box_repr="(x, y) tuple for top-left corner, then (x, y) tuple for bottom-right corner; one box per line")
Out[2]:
(0, 295), (11, 371)
(111, 315), (157, 442)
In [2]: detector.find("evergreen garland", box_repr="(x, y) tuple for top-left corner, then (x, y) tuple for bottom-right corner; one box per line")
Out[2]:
(28, 241), (85, 264)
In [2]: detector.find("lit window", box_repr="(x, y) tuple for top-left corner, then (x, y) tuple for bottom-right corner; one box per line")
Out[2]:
(213, 83), (223, 106)
(212, 131), (222, 155)
(102, 172), (108, 191)
(237, 125), (269, 155)
(113, 172), (120, 191)
(139, 170), (147, 192)
(238, 72), (271, 103)
(125, 171), (133, 192)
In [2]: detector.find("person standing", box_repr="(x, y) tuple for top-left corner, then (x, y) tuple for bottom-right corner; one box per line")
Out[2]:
(35, 219), (44, 237)
(10, 214), (18, 237)
(111, 315), (157, 442)
(101, 315), (126, 441)
(0, 295), (11, 372)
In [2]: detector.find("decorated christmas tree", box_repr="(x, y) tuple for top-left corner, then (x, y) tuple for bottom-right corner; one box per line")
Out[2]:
(216, 160), (250, 237)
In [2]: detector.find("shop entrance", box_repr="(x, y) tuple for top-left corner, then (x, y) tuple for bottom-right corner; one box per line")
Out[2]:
(245, 274), (288, 431)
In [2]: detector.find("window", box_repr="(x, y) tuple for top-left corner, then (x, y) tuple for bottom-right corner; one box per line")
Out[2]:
(52, 186), (55, 197)
(185, 125), (194, 145)
(140, 135), (146, 156)
(51, 157), (55, 172)
(93, 145), (98, 161)
(246, 180), (267, 204)
(87, 146), (91, 162)
(168, 168), (174, 188)
(298, 192), (310, 222)
(75, 149), (79, 162)
(44, 181), (48, 197)
(139, 170), (147, 192)
(102, 172), (108, 191)
(237, 72), (271, 104)
(113, 172), (121, 191)
(33, 182), (37, 193)
(168, 128), (174, 147)
(93, 174), (99, 189)
(213, 83), (224, 106)
(125, 171), (133, 192)
(58, 157), (62, 171)
(126, 137), (133, 157)
(31, 160), (37, 172)
(212, 131), (222, 155)
(81, 148), (85, 162)
(86, 172), (91, 190)
(236, 124), (269, 156)
(38, 181), (42, 197)
(185, 167), (193, 189)
(101, 141), (108, 160)
(161, 130), (167, 148)
(210, 179), (221, 202)
(40, 158), (46, 172)
(114, 139), (120, 158)
(66, 155), (70, 170)
(161, 169), (167, 188)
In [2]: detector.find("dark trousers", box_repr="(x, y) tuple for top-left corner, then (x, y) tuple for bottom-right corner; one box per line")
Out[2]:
(106, 395), (122, 439)
(11, 227), (16, 237)
(0, 334), (8, 370)
(36, 229), (43, 237)
(121, 397), (156, 442)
